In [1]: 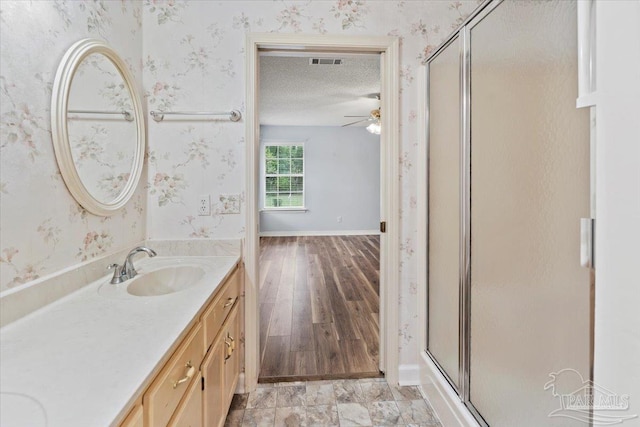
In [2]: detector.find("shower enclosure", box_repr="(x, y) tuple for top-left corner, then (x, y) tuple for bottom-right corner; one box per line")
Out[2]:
(425, 1), (592, 425)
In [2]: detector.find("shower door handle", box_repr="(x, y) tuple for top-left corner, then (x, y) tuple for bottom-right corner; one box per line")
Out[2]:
(580, 218), (595, 268)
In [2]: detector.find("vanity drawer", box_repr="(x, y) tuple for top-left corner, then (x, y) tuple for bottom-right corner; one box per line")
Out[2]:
(202, 267), (240, 348)
(144, 323), (204, 427)
(168, 367), (202, 427)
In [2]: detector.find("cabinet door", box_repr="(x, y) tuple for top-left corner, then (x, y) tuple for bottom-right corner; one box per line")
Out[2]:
(144, 324), (204, 427)
(120, 405), (143, 427)
(202, 334), (225, 427)
(169, 372), (202, 427)
(223, 305), (240, 407)
(202, 267), (241, 349)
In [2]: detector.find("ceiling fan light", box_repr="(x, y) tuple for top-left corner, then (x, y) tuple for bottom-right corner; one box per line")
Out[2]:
(366, 122), (381, 135)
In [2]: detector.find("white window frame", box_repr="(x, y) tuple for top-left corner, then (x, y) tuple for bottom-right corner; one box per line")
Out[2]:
(262, 141), (306, 211)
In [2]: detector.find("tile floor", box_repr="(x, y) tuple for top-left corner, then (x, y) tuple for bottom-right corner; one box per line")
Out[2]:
(224, 378), (443, 427)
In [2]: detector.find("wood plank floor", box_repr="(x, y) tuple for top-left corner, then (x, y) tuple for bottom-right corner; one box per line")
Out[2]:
(258, 236), (380, 382)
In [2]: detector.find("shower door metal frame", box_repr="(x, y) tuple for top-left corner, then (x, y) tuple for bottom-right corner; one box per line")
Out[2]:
(424, 1), (502, 425)
(424, 32), (464, 396)
(459, 2), (503, 424)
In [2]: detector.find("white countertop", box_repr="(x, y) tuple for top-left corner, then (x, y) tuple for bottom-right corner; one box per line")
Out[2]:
(0, 255), (239, 427)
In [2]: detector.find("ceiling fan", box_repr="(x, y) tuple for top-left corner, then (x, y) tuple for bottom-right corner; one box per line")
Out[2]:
(342, 108), (381, 134)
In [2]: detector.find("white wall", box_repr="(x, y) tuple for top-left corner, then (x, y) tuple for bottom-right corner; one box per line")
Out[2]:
(259, 125), (380, 234)
(594, 1), (640, 424)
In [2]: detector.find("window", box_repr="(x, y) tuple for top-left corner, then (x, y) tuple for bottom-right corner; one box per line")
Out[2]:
(264, 143), (304, 209)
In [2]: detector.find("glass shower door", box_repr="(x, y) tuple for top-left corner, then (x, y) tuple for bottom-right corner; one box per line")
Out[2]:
(427, 36), (461, 389)
(468, 1), (591, 426)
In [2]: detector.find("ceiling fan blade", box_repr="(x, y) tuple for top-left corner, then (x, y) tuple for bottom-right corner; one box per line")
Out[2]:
(342, 118), (369, 127)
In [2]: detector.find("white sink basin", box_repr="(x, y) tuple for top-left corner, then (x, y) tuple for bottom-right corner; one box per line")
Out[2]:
(126, 265), (206, 296)
(97, 257), (226, 299)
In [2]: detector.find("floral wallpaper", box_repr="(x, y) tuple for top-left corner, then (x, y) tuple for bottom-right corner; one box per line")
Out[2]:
(142, 0), (480, 366)
(0, 0), (479, 369)
(0, 1), (145, 291)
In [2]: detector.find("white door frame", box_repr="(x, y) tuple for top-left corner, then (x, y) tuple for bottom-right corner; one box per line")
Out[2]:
(244, 33), (401, 391)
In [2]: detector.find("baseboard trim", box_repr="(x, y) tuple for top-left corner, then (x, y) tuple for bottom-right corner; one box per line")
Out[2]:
(259, 230), (380, 237)
(398, 364), (420, 386)
(419, 352), (480, 427)
(235, 372), (246, 394)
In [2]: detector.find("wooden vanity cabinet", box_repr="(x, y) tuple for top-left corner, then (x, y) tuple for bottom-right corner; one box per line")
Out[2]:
(200, 265), (242, 426)
(121, 405), (143, 427)
(201, 304), (240, 427)
(201, 329), (226, 427)
(202, 267), (240, 349)
(168, 370), (203, 427)
(222, 305), (240, 406)
(123, 264), (242, 427)
(145, 324), (204, 427)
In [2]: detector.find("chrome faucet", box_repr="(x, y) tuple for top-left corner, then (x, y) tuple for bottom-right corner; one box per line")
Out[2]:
(108, 246), (157, 284)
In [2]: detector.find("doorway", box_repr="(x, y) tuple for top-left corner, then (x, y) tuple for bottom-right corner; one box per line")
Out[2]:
(257, 51), (382, 381)
(245, 34), (400, 391)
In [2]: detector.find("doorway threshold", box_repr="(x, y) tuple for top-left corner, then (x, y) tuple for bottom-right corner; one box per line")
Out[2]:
(259, 371), (384, 384)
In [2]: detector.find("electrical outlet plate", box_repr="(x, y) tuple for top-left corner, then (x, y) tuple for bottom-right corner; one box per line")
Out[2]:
(198, 195), (210, 216)
(218, 194), (240, 214)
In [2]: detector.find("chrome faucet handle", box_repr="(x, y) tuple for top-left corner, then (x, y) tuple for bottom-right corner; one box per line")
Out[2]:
(107, 263), (126, 284)
(123, 246), (157, 279)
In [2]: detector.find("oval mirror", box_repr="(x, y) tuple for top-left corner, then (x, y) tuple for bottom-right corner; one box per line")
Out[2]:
(51, 38), (145, 216)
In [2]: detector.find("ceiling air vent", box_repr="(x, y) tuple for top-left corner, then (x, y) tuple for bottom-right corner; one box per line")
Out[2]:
(309, 58), (343, 65)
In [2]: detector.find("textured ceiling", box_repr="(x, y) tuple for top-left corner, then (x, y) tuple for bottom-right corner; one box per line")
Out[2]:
(259, 54), (381, 127)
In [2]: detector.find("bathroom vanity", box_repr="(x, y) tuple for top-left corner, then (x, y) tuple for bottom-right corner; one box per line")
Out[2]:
(126, 259), (243, 427)
(0, 254), (243, 427)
